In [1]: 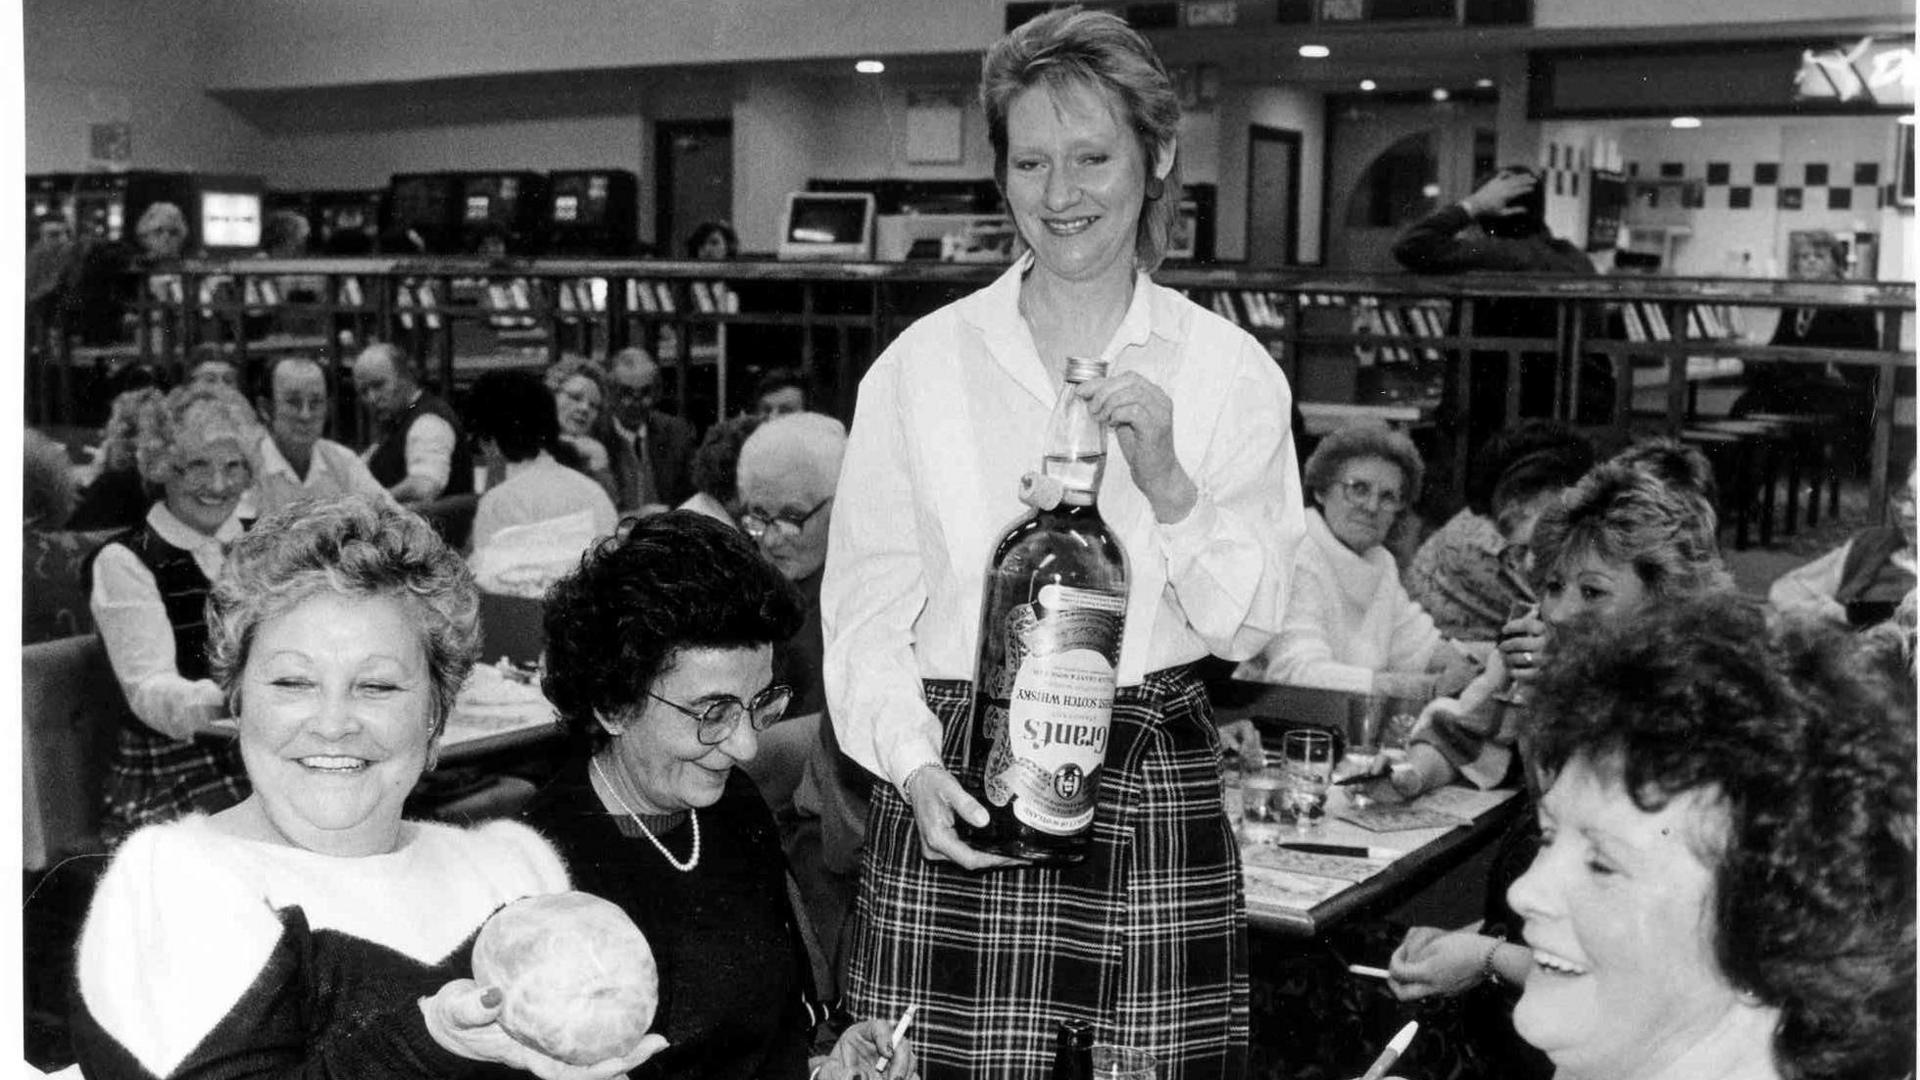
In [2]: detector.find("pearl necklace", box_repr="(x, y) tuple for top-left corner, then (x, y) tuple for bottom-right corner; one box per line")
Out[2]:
(591, 756), (701, 873)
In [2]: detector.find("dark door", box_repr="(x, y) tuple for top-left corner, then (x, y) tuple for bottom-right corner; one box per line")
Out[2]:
(1246, 125), (1301, 267)
(654, 119), (733, 257)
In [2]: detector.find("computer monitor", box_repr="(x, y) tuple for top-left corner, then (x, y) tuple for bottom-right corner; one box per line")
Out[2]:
(199, 190), (263, 251)
(777, 192), (875, 261)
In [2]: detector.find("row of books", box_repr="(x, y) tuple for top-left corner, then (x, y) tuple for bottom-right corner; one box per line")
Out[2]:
(1619, 301), (1741, 344)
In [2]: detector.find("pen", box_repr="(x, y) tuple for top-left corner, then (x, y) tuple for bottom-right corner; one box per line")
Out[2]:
(874, 1003), (918, 1073)
(1359, 1020), (1419, 1080)
(1279, 842), (1402, 860)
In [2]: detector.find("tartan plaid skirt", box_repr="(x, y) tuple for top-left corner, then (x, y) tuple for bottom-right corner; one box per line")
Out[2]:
(845, 668), (1248, 1080)
(102, 718), (250, 846)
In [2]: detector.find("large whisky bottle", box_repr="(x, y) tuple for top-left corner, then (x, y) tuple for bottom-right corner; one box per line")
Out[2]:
(962, 356), (1129, 864)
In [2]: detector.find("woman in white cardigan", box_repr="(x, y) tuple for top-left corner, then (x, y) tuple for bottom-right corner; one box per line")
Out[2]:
(1239, 422), (1477, 699)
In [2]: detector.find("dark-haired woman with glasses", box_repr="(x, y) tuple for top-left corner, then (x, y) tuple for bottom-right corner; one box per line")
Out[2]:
(1238, 422), (1479, 701)
(524, 510), (913, 1080)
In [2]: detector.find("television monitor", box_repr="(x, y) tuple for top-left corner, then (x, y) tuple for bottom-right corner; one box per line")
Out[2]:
(200, 191), (263, 251)
(777, 192), (876, 261)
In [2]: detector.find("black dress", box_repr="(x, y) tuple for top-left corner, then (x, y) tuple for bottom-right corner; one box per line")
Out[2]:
(521, 759), (814, 1080)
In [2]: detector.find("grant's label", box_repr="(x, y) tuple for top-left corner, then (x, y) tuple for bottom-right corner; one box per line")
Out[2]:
(988, 582), (1124, 834)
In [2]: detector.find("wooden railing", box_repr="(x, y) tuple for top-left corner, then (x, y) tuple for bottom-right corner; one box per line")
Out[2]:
(26, 257), (1915, 513)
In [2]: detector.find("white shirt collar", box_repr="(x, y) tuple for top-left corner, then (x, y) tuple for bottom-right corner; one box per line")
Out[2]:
(503, 450), (557, 480)
(146, 500), (245, 552)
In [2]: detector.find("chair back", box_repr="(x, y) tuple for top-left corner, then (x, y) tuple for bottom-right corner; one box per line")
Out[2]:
(23, 635), (126, 868)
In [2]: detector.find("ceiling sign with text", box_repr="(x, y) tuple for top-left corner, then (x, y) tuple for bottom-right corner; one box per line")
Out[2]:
(1794, 36), (1915, 107)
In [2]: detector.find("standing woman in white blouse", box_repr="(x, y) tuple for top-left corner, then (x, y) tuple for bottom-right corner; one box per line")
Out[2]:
(821, 10), (1304, 1079)
(86, 384), (262, 844)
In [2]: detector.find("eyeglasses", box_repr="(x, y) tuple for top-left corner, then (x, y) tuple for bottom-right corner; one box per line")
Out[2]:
(645, 684), (793, 746)
(141, 227), (186, 238)
(175, 459), (252, 488)
(741, 497), (833, 541)
(1332, 478), (1404, 512)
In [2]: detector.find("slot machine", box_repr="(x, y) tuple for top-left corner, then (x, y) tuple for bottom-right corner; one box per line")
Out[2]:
(543, 170), (639, 256)
(384, 173), (463, 255)
(307, 190), (385, 256)
(26, 173), (81, 241)
(457, 171), (547, 256)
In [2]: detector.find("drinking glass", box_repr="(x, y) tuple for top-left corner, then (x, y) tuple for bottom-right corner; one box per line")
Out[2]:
(1091, 1044), (1159, 1080)
(1493, 600), (1537, 708)
(1280, 729), (1335, 830)
(1241, 767), (1284, 825)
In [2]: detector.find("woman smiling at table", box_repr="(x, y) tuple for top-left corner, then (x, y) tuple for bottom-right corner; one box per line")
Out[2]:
(524, 511), (911, 1080)
(1508, 595), (1913, 1080)
(71, 495), (666, 1079)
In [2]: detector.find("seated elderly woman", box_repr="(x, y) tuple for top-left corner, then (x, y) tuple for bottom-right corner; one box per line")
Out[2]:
(71, 494), (667, 1078)
(1505, 594), (1914, 1080)
(676, 413), (763, 526)
(544, 355), (617, 497)
(1771, 460), (1915, 629)
(465, 368), (619, 553)
(1404, 422), (1594, 642)
(86, 384), (265, 843)
(523, 511), (912, 1080)
(1238, 422), (1477, 699)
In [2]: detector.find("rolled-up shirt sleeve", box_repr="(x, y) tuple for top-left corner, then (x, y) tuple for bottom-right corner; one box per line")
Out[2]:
(821, 355), (944, 789)
(403, 413), (455, 500)
(88, 544), (226, 741)
(1153, 335), (1304, 663)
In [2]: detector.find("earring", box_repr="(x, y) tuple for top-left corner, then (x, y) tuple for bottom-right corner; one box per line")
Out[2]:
(1145, 177), (1165, 201)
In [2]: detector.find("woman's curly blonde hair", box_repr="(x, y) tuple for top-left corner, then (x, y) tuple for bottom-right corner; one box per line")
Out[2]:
(131, 384), (264, 487)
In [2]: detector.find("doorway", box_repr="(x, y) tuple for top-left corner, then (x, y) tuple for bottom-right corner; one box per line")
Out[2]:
(654, 119), (733, 257)
(1323, 98), (1496, 272)
(1246, 126), (1302, 268)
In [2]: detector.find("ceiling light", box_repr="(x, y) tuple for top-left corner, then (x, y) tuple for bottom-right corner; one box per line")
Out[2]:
(1475, 78), (1495, 89)
(1421, 183), (1442, 197)
(1299, 44), (1330, 59)
(1431, 88), (1450, 102)
(1670, 116), (1702, 129)
(855, 59), (885, 75)
(1899, 113), (1916, 126)
(1359, 79), (1377, 91)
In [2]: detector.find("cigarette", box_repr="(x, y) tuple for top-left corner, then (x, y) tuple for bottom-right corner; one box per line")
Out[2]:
(1346, 964), (1391, 980)
(1359, 1020), (1420, 1080)
(875, 1003), (918, 1071)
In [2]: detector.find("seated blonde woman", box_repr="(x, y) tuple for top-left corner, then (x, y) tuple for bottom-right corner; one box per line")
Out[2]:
(1238, 422), (1478, 699)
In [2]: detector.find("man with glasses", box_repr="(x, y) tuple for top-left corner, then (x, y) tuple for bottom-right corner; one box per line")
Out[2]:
(601, 347), (695, 515)
(243, 355), (391, 519)
(735, 412), (866, 996)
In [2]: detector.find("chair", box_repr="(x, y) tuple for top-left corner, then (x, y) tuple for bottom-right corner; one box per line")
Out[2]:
(23, 635), (125, 869)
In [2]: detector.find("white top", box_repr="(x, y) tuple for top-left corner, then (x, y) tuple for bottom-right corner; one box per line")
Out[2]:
(470, 451), (620, 551)
(240, 433), (393, 520)
(77, 814), (568, 1078)
(1767, 539), (1914, 623)
(88, 502), (244, 740)
(1236, 509), (1445, 695)
(822, 256), (1305, 787)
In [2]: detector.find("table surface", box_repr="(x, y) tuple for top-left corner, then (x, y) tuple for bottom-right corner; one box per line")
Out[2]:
(438, 692), (560, 765)
(1216, 680), (1524, 937)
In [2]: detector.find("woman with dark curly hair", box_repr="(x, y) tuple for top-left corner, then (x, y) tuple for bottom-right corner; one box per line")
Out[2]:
(523, 511), (913, 1080)
(1508, 593), (1914, 1080)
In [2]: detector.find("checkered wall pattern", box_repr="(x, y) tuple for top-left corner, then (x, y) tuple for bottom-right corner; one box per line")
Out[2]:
(1626, 159), (1894, 212)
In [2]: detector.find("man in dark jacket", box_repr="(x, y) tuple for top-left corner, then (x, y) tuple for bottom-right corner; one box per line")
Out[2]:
(1393, 167), (1609, 448)
(600, 346), (696, 514)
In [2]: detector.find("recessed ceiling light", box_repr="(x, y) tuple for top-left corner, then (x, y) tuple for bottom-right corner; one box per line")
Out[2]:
(1670, 116), (1702, 129)
(1299, 44), (1330, 59)
(1475, 78), (1495, 89)
(1360, 79), (1377, 91)
(1431, 88), (1451, 101)
(855, 59), (885, 75)
(1421, 183), (1442, 198)
(1899, 113), (1916, 126)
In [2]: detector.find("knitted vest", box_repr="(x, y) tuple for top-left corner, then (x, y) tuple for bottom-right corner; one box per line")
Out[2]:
(365, 391), (474, 496)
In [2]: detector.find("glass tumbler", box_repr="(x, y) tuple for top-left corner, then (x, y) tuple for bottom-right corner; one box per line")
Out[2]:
(1280, 728), (1335, 830)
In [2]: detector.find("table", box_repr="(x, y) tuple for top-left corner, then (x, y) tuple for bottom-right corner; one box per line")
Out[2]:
(438, 684), (561, 766)
(1214, 679), (1524, 937)
(1235, 783), (1520, 937)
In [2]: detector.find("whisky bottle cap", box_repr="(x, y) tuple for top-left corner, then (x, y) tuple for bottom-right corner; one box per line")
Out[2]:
(1064, 356), (1108, 384)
